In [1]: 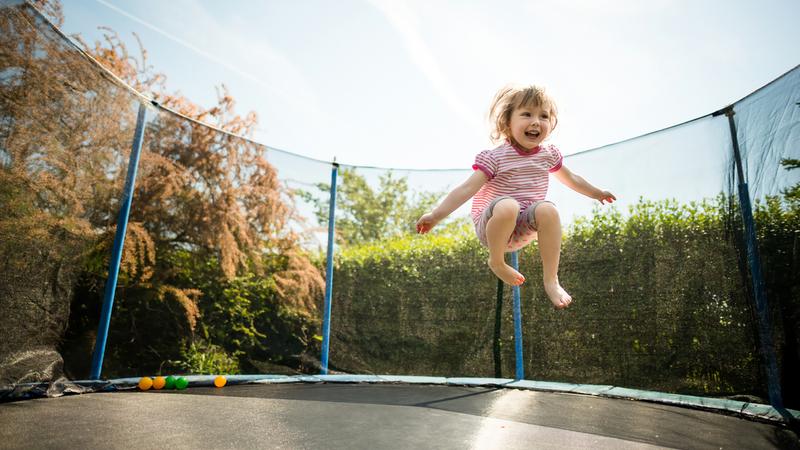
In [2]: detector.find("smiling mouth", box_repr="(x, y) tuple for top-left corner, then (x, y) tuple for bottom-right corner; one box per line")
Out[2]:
(525, 130), (540, 138)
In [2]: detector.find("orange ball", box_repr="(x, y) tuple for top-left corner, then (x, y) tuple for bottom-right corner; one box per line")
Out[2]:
(138, 377), (153, 391)
(213, 375), (227, 388)
(152, 376), (166, 390)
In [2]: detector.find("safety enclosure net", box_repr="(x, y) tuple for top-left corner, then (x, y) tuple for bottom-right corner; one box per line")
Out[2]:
(1, 0), (798, 410)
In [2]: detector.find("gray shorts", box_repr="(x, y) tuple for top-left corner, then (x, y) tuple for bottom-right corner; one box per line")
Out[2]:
(475, 197), (554, 252)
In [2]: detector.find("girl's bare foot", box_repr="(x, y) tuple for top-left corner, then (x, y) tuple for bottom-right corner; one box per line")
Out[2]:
(487, 258), (525, 286)
(544, 280), (572, 309)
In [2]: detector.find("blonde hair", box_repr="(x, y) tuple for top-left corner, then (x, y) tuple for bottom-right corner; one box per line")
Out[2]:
(488, 84), (558, 143)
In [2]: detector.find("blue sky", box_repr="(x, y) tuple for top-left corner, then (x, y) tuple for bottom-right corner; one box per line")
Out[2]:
(59, 0), (800, 170)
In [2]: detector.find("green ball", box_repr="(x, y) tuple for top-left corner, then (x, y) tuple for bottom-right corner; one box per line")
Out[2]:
(164, 375), (176, 389)
(175, 376), (188, 390)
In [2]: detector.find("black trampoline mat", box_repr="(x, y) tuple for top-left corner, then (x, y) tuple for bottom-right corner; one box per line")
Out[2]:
(1, 383), (797, 449)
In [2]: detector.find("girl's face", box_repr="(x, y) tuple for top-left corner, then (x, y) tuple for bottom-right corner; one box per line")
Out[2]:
(507, 104), (554, 151)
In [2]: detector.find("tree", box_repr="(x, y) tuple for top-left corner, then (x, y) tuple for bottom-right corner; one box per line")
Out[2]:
(69, 22), (325, 375)
(1, 0), (142, 385)
(1, 0), (324, 381)
(781, 158), (800, 206)
(298, 168), (459, 246)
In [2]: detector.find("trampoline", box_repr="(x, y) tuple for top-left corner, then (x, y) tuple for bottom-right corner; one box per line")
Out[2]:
(1, 376), (799, 449)
(2, 1), (800, 449)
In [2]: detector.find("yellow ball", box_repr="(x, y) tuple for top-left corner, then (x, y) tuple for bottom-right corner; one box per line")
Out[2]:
(213, 376), (227, 388)
(138, 377), (153, 391)
(152, 376), (166, 390)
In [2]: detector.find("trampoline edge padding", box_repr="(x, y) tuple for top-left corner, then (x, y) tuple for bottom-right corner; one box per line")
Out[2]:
(11, 374), (800, 424)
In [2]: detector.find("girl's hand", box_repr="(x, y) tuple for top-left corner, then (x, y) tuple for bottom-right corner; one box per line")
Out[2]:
(416, 213), (439, 234)
(597, 190), (616, 205)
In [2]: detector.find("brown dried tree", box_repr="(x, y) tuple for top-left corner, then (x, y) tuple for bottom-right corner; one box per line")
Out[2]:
(1, 0), (323, 385)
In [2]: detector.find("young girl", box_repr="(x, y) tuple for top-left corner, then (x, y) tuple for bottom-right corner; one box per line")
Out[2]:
(416, 85), (615, 309)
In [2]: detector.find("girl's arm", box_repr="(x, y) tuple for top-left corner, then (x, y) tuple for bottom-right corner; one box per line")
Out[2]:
(416, 170), (488, 233)
(552, 165), (616, 204)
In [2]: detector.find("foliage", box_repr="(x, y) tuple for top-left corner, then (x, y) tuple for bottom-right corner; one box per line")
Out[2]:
(171, 341), (241, 375)
(164, 249), (321, 374)
(752, 190), (800, 405)
(1, 2), (138, 384)
(0, 1), (322, 381)
(298, 168), (454, 245)
(29, 0), (63, 27)
(781, 158), (800, 206)
(327, 194), (799, 403)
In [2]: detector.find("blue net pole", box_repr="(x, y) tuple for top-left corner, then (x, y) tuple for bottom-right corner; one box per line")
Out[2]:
(510, 251), (524, 380)
(320, 162), (339, 374)
(724, 107), (784, 410)
(90, 103), (147, 380)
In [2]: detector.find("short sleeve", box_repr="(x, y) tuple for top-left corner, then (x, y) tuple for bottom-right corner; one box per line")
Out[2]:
(472, 149), (497, 180)
(547, 145), (563, 173)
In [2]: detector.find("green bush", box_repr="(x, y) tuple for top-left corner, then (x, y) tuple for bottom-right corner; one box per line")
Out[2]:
(164, 250), (320, 375)
(326, 196), (799, 403)
(171, 341), (240, 375)
(61, 248), (320, 378)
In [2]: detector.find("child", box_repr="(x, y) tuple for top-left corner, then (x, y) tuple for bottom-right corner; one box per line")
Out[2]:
(416, 85), (615, 309)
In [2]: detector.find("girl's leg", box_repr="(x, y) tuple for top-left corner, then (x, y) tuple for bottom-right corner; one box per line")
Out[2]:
(534, 203), (572, 309)
(485, 198), (525, 286)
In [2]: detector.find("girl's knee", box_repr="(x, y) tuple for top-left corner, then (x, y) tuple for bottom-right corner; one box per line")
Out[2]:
(492, 198), (520, 218)
(535, 202), (560, 223)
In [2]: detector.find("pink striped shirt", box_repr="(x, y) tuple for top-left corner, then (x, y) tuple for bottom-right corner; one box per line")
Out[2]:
(470, 141), (563, 224)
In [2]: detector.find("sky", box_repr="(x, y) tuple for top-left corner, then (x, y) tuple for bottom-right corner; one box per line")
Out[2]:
(58, 0), (800, 171)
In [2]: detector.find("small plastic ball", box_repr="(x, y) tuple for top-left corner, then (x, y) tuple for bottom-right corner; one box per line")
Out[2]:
(213, 376), (227, 388)
(152, 376), (166, 390)
(165, 375), (176, 389)
(175, 376), (188, 390)
(138, 377), (153, 391)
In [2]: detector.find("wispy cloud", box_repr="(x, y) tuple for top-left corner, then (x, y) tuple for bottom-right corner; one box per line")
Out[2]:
(365, 0), (482, 131)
